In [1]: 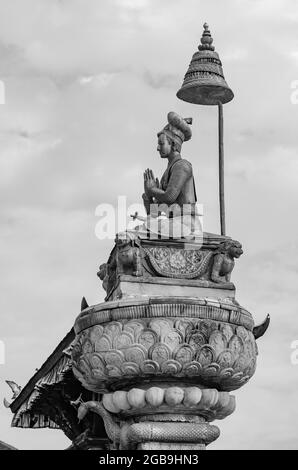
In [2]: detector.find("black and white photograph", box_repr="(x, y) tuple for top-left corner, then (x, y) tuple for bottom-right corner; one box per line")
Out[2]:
(0, 0), (297, 455)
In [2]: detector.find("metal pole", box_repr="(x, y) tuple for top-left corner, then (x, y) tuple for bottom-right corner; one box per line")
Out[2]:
(218, 101), (226, 236)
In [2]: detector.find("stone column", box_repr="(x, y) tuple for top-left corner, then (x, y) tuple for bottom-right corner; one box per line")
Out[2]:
(72, 295), (257, 450)
(99, 385), (235, 450)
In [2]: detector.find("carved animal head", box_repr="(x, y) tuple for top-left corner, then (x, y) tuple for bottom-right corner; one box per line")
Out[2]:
(218, 240), (243, 259)
(115, 232), (131, 248)
(115, 231), (140, 248)
(97, 263), (108, 280)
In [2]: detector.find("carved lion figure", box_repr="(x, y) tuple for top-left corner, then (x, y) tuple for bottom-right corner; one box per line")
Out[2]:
(211, 240), (243, 283)
(115, 232), (143, 277)
(97, 263), (109, 292)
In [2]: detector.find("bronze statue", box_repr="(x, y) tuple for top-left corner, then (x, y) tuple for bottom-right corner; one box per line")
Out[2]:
(141, 111), (201, 239)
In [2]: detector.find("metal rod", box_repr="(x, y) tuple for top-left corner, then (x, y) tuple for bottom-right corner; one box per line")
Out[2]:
(218, 102), (226, 236)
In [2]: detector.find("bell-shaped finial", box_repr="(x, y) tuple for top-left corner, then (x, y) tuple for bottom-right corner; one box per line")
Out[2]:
(177, 23), (234, 105)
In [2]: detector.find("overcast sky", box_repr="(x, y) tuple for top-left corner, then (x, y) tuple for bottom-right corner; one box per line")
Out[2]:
(0, 0), (298, 449)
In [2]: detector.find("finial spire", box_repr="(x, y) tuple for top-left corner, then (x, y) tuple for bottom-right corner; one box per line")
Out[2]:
(199, 22), (215, 51)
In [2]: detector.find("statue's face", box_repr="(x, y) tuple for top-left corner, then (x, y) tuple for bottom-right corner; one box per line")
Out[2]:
(157, 133), (171, 158)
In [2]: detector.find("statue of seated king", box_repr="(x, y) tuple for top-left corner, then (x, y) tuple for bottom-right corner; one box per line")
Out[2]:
(136, 111), (202, 240)
(97, 111), (244, 298)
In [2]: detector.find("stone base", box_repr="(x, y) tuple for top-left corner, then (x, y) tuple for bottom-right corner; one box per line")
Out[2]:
(108, 275), (235, 301)
(76, 387), (227, 450)
(98, 231), (243, 301)
(71, 230), (261, 449)
(73, 295), (256, 393)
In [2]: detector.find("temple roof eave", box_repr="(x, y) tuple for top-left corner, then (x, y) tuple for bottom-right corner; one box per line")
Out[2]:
(10, 328), (75, 414)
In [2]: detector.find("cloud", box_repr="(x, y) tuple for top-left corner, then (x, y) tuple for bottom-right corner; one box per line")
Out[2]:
(143, 70), (178, 90)
(228, 145), (298, 191)
(117, 0), (150, 9)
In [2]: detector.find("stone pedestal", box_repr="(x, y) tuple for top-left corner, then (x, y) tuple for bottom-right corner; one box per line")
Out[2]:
(110, 275), (235, 302)
(100, 386), (234, 450)
(71, 232), (260, 450)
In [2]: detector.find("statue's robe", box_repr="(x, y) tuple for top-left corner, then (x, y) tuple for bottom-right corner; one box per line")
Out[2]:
(145, 158), (201, 239)
(159, 157), (197, 216)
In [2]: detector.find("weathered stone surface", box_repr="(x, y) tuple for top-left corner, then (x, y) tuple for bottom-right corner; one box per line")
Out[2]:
(75, 397), (221, 450)
(72, 308), (257, 393)
(109, 275), (235, 301)
(97, 232), (243, 299)
(102, 386), (235, 422)
(75, 296), (253, 333)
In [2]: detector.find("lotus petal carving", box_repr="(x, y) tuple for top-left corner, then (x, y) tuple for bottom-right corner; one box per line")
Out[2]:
(71, 315), (258, 393)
